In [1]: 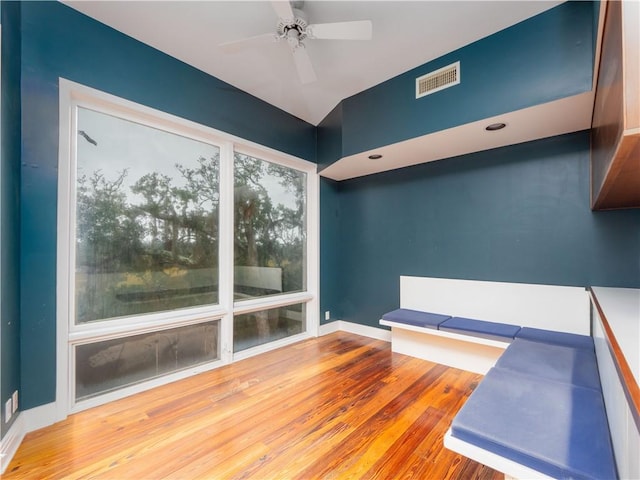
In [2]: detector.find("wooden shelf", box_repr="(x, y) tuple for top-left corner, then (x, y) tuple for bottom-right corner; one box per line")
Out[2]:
(591, 0), (640, 210)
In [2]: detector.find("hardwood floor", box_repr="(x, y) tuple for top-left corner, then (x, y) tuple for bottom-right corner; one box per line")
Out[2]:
(5, 332), (501, 480)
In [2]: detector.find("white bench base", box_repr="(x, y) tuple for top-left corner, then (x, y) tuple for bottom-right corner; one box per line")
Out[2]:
(380, 320), (510, 375)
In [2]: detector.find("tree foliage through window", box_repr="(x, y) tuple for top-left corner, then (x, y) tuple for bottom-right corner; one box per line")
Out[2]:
(75, 108), (307, 324)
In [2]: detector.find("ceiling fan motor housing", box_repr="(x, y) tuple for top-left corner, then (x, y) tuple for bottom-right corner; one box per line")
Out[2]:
(220, 1), (371, 85)
(277, 8), (308, 41)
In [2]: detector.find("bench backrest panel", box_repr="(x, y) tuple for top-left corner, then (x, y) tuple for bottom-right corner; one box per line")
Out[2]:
(400, 276), (589, 335)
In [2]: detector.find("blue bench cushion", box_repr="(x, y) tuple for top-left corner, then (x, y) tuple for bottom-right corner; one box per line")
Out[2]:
(439, 316), (520, 341)
(496, 339), (601, 391)
(451, 368), (616, 480)
(381, 309), (450, 329)
(516, 327), (594, 351)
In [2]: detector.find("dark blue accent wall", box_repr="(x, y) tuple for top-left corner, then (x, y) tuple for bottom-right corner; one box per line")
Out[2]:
(317, 106), (344, 319)
(17, 1), (315, 410)
(321, 1), (595, 168)
(1, 0), (22, 438)
(3, 0), (636, 419)
(327, 131), (640, 329)
(319, 178), (341, 324)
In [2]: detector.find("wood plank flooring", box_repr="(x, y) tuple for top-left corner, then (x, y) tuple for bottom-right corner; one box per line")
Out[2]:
(5, 332), (502, 480)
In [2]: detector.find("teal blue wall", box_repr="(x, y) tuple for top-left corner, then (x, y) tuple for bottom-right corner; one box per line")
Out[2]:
(17, 1), (315, 410)
(318, 105), (344, 322)
(321, 1), (594, 168)
(326, 131), (640, 329)
(4, 0), (638, 419)
(1, 0), (22, 437)
(319, 178), (341, 323)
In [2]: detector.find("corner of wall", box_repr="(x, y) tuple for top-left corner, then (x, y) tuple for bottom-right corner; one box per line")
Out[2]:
(316, 102), (344, 172)
(319, 319), (391, 343)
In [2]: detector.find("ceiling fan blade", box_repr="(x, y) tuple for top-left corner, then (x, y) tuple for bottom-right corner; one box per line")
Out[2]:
(219, 33), (278, 53)
(290, 42), (317, 85)
(271, 0), (295, 23)
(306, 20), (372, 40)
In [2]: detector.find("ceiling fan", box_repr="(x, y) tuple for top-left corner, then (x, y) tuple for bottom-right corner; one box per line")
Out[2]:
(219, 1), (373, 85)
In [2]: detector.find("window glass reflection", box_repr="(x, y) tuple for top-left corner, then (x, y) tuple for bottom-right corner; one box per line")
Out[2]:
(234, 153), (306, 300)
(234, 303), (305, 352)
(75, 107), (220, 323)
(75, 321), (220, 400)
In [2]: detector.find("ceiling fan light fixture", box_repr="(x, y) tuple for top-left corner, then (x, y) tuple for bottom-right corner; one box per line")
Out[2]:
(220, 0), (373, 85)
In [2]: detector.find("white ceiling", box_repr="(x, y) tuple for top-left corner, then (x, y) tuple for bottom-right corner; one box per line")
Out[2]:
(63, 1), (564, 126)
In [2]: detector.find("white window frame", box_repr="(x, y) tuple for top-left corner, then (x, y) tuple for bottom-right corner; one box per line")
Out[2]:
(57, 79), (319, 416)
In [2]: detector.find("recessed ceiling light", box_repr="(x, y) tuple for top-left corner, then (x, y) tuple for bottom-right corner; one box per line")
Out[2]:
(368, 154), (383, 160)
(485, 123), (506, 131)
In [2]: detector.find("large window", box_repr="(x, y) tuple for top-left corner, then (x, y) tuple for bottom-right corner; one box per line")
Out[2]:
(75, 107), (220, 323)
(58, 80), (318, 412)
(234, 153), (306, 300)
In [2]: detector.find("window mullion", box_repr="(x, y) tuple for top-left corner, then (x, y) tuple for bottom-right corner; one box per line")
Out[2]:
(219, 141), (235, 362)
(306, 166), (320, 336)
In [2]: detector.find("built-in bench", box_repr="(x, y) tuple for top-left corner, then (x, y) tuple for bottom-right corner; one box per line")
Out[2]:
(380, 276), (623, 480)
(439, 316), (521, 342)
(382, 308), (617, 479)
(380, 310), (517, 375)
(381, 276), (590, 375)
(447, 332), (616, 480)
(381, 308), (450, 329)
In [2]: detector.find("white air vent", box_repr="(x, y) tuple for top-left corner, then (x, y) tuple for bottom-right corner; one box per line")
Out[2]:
(416, 61), (460, 99)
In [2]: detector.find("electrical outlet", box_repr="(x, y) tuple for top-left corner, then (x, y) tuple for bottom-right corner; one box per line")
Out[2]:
(4, 399), (11, 422)
(12, 391), (18, 413)
(325, 311), (330, 321)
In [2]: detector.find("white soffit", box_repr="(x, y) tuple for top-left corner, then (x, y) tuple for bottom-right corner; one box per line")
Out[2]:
(320, 92), (595, 181)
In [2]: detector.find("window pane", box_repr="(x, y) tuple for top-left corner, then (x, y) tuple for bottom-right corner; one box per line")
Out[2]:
(234, 303), (306, 352)
(75, 321), (220, 401)
(234, 153), (306, 300)
(75, 107), (220, 323)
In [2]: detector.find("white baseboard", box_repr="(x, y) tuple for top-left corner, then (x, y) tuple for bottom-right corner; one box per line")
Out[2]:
(319, 320), (391, 342)
(1, 413), (25, 474)
(319, 320), (341, 336)
(0, 401), (59, 474)
(23, 402), (59, 433)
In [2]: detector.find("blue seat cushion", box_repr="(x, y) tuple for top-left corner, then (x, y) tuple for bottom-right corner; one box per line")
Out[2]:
(439, 316), (520, 341)
(516, 327), (594, 351)
(496, 339), (601, 391)
(451, 368), (616, 480)
(381, 309), (450, 329)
